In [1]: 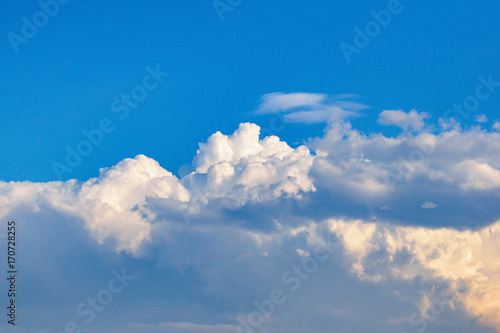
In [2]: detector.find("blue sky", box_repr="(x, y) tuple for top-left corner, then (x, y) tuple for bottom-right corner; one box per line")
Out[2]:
(1, 1), (500, 333)
(0, 0), (498, 181)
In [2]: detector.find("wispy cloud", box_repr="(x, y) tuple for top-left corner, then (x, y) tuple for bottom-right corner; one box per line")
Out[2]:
(378, 109), (430, 131)
(128, 322), (238, 332)
(254, 92), (369, 124)
(494, 121), (500, 132)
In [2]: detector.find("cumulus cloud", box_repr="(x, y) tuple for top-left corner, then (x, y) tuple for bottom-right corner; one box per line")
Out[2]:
(0, 123), (315, 253)
(2, 110), (500, 332)
(2, 118), (500, 250)
(3, 118), (500, 249)
(326, 218), (500, 331)
(309, 120), (500, 228)
(453, 160), (500, 191)
(0, 155), (189, 253)
(378, 109), (430, 131)
(185, 122), (316, 207)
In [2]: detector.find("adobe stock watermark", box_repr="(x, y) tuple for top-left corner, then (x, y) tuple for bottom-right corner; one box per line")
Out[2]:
(339, 0), (406, 64)
(58, 268), (135, 333)
(259, 112), (286, 138)
(7, 0), (72, 54)
(51, 64), (169, 180)
(213, 0), (242, 21)
(236, 232), (341, 333)
(441, 74), (499, 126)
(397, 74), (499, 179)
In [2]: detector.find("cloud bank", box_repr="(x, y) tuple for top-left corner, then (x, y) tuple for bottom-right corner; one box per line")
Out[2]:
(1, 104), (499, 332)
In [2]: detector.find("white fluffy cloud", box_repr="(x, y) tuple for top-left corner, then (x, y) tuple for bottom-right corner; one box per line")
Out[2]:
(185, 122), (316, 207)
(0, 123), (315, 253)
(2, 118), (500, 251)
(0, 155), (189, 253)
(1, 111), (500, 332)
(309, 121), (500, 227)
